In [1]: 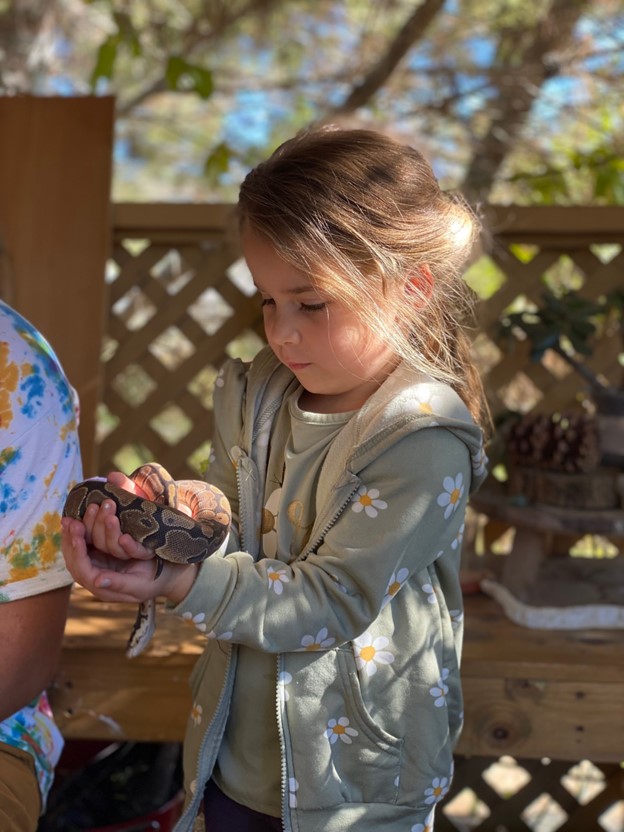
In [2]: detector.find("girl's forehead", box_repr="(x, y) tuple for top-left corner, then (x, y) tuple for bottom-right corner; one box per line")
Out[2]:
(242, 226), (318, 294)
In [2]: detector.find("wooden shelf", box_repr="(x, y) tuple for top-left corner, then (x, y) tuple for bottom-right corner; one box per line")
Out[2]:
(50, 587), (624, 762)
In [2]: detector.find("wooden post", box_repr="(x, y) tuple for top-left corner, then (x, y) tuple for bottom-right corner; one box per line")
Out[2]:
(0, 95), (114, 475)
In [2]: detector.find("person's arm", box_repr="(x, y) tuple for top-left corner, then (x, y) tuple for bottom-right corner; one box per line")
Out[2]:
(0, 585), (71, 722)
(176, 428), (472, 651)
(0, 310), (83, 722)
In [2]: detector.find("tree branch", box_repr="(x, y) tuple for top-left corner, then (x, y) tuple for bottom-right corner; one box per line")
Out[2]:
(116, 0), (284, 117)
(460, 0), (591, 203)
(321, 0), (447, 120)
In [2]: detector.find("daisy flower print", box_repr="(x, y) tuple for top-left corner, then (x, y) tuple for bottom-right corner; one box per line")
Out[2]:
(424, 775), (449, 805)
(382, 567), (409, 606)
(351, 486), (387, 518)
(353, 632), (395, 677)
(325, 717), (358, 745)
(437, 473), (465, 519)
(429, 668), (450, 708)
(267, 565), (290, 594)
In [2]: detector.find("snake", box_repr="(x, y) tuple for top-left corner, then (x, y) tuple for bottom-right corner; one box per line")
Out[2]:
(63, 463), (231, 658)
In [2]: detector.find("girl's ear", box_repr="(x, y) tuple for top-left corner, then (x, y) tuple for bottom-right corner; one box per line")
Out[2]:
(405, 265), (434, 307)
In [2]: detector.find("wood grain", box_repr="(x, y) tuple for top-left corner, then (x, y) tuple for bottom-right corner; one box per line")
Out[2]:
(51, 589), (624, 761)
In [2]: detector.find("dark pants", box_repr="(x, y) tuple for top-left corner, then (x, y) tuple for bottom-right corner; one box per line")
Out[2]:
(204, 780), (283, 832)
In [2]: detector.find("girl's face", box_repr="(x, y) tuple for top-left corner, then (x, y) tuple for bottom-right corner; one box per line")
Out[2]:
(242, 225), (399, 414)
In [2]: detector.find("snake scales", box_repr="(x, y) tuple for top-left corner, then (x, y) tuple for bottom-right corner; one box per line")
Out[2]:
(63, 463), (231, 657)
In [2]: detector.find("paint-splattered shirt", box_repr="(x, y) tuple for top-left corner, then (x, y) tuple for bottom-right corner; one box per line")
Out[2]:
(0, 300), (82, 805)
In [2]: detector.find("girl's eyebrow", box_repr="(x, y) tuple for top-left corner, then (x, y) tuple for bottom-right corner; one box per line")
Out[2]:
(253, 281), (318, 296)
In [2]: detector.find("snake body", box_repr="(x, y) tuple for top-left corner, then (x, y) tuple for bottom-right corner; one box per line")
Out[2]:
(63, 463), (231, 657)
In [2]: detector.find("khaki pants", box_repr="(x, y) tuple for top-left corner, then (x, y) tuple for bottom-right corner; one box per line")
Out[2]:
(0, 742), (41, 832)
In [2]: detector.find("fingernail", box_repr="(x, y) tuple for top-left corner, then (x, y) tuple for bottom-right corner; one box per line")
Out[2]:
(99, 578), (112, 588)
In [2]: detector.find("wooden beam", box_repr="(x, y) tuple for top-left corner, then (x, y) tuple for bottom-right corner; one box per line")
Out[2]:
(0, 96), (115, 475)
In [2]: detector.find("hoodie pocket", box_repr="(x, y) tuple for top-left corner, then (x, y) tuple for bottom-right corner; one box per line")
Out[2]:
(284, 648), (403, 810)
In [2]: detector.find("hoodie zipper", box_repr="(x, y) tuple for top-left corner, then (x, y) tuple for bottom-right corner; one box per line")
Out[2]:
(176, 648), (234, 832)
(301, 478), (360, 560)
(276, 654), (291, 831)
(276, 479), (360, 832)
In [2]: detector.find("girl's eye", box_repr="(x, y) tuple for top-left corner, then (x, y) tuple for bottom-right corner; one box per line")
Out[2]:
(260, 298), (275, 307)
(300, 302), (326, 313)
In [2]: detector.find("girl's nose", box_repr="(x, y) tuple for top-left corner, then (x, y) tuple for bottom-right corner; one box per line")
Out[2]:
(269, 309), (300, 346)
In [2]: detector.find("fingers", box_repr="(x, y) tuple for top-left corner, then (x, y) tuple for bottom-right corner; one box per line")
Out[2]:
(61, 517), (112, 595)
(87, 566), (159, 603)
(107, 471), (148, 498)
(83, 499), (131, 560)
(61, 515), (197, 605)
(80, 500), (151, 561)
(118, 532), (154, 560)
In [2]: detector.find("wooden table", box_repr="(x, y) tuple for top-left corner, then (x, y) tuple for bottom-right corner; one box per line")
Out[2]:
(470, 490), (624, 600)
(50, 587), (624, 763)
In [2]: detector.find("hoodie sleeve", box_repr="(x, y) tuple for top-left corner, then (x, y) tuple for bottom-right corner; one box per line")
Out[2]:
(203, 358), (250, 551)
(174, 425), (472, 651)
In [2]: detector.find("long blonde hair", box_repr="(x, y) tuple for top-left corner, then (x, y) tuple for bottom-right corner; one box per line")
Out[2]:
(238, 127), (489, 430)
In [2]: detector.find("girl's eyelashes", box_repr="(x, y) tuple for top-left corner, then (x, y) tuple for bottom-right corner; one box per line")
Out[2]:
(260, 297), (327, 313)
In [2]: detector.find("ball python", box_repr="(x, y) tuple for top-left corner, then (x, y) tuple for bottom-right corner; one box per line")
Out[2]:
(63, 463), (231, 658)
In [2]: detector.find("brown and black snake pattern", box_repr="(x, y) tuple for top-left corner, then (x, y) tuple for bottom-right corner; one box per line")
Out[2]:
(63, 462), (231, 657)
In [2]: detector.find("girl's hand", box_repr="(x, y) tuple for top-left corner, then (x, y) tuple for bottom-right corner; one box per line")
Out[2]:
(61, 471), (198, 605)
(82, 471), (152, 562)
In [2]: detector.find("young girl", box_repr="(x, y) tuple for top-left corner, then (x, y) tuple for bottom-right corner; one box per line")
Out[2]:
(62, 127), (489, 832)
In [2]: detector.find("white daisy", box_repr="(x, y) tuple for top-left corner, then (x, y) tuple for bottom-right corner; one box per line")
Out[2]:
(267, 565), (290, 594)
(182, 611), (207, 633)
(206, 629), (233, 640)
(424, 776), (449, 805)
(451, 522), (465, 550)
(471, 446), (488, 478)
(300, 628), (335, 651)
(422, 583), (437, 604)
(436, 473), (465, 519)
(351, 486), (388, 518)
(353, 632), (395, 677)
(411, 808), (435, 832)
(278, 671), (292, 702)
(325, 717), (358, 745)
(382, 567), (409, 606)
(449, 609), (464, 627)
(429, 668), (450, 708)
(191, 702), (203, 726)
(288, 778), (299, 808)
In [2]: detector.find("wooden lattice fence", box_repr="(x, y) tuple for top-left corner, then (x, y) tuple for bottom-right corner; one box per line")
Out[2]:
(100, 204), (624, 481)
(101, 203), (258, 479)
(472, 207), (623, 422)
(438, 756), (623, 832)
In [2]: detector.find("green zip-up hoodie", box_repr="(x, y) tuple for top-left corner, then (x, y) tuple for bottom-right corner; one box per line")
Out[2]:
(172, 347), (488, 832)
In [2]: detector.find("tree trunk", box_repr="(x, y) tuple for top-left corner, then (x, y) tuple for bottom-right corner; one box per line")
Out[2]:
(323, 0), (446, 120)
(461, 0), (591, 204)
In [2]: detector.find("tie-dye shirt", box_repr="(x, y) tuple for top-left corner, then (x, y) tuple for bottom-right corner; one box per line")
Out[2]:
(0, 300), (82, 806)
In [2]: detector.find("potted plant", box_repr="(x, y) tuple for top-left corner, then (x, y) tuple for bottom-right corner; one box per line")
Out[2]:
(499, 287), (624, 469)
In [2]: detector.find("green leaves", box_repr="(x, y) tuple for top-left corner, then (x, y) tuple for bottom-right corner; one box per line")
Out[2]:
(165, 57), (214, 99)
(500, 290), (608, 362)
(89, 13), (141, 88)
(90, 18), (213, 102)
(203, 142), (232, 184)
